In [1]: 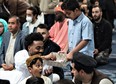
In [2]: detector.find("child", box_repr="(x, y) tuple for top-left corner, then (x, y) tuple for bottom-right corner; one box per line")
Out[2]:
(19, 56), (52, 84)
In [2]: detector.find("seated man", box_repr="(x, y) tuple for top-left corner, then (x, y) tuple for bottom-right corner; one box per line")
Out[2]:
(71, 52), (114, 84)
(92, 6), (112, 65)
(49, 2), (68, 52)
(22, 6), (44, 36)
(36, 24), (64, 79)
(0, 16), (25, 70)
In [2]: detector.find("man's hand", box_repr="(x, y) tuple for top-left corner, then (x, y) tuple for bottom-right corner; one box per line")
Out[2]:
(44, 68), (53, 76)
(44, 53), (56, 60)
(2, 63), (14, 71)
(93, 49), (99, 55)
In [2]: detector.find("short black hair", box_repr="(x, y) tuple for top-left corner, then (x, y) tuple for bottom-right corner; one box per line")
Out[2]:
(0, 79), (10, 84)
(61, 0), (80, 11)
(92, 5), (102, 12)
(27, 6), (41, 16)
(54, 79), (74, 84)
(24, 33), (44, 50)
(37, 24), (48, 30)
(26, 77), (44, 84)
(9, 15), (20, 24)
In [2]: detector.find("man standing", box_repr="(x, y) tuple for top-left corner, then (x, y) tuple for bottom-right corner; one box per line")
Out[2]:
(61, 0), (94, 60)
(92, 6), (112, 65)
(0, 16), (25, 70)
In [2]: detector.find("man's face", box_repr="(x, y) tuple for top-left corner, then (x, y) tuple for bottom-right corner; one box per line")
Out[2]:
(26, 9), (35, 23)
(28, 41), (44, 56)
(55, 11), (65, 22)
(36, 28), (49, 41)
(64, 9), (79, 20)
(29, 59), (43, 77)
(8, 17), (19, 34)
(71, 63), (82, 81)
(92, 7), (102, 21)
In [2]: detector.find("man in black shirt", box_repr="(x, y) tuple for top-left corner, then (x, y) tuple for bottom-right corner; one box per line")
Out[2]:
(36, 24), (64, 79)
(92, 6), (112, 65)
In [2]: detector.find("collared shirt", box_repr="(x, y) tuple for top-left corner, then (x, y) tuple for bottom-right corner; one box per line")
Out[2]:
(68, 13), (94, 56)
(5, 32), (18, 65)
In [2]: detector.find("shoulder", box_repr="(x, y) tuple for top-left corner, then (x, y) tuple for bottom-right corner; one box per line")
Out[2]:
(19, 76), (31, 84)
(22, 22), (29, 29)
(48, 40), (60, 49)
(41, 75), (52, 84)
(17, 30), (26, 37)
(3, 31), (10, 36)
(99, 78), (114, 84)
(2, 31), (10, 40)
(15, 50), (28, 57)
(102, 19), (112, 26)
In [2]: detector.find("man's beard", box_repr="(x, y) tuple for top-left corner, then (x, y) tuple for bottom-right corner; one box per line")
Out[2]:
(93, 16), (101, 21)
(74, 74), (83, 83)
(55, 15), (64, 22)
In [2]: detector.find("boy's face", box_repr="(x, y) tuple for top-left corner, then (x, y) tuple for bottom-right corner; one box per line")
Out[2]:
(64, 8), (80, 20)
(29, 59), (43, 77)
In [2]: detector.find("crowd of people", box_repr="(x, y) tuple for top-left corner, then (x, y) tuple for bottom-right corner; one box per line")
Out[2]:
(0, 0), (115, 84)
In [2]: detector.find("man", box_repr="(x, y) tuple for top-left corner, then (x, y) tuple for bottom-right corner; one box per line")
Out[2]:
(49, 2), (68, 52)
(71, 52), (114, 84)
(36, 24), (64, 79)
(0, 33), (55, 84)
(0, 16), (25, 70)
(15, 33), (56, 78)
(36, 24), (60, 55)
(22, 6), (44, 36)
(61, 0), (94, 60)
(92, 6), (112, 65)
